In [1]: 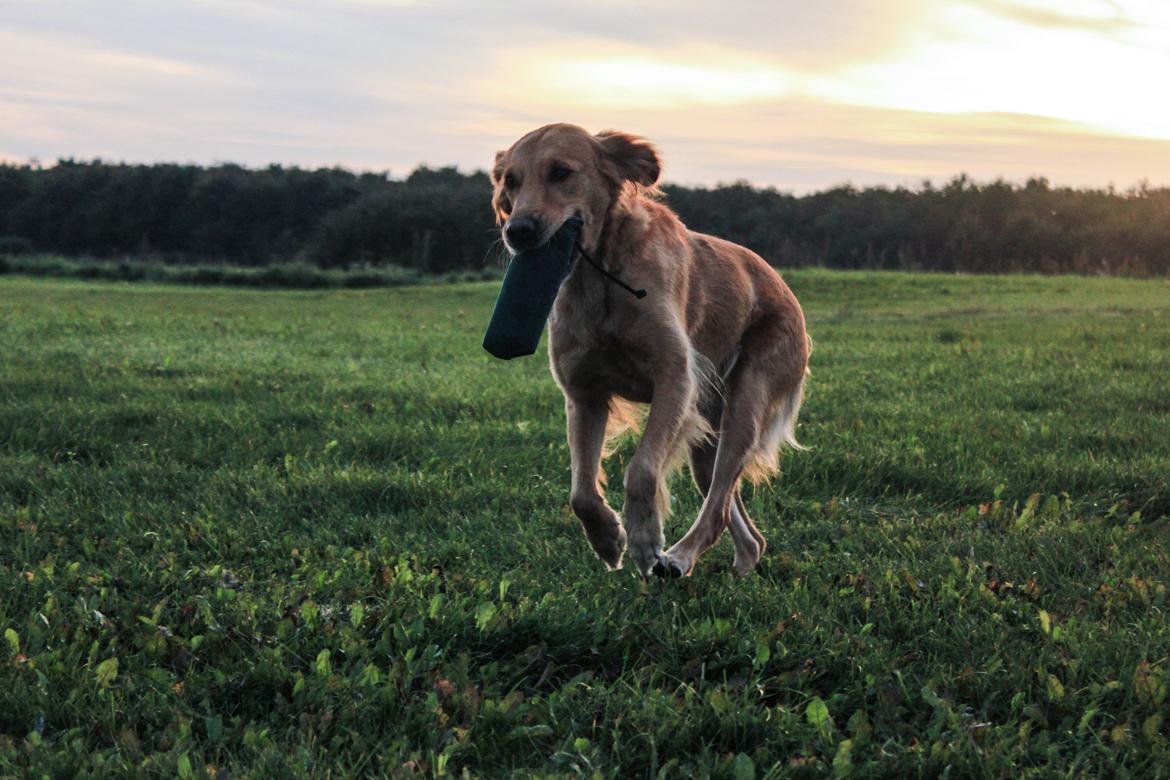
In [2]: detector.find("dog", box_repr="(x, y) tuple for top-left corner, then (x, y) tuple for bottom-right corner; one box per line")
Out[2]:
(491, 124), (809, 577)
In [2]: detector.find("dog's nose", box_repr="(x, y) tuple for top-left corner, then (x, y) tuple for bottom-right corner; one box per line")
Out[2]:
(505, 215), (541, 249)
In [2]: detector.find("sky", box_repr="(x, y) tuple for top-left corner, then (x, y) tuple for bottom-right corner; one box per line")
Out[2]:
(2, 0), (1169, 192)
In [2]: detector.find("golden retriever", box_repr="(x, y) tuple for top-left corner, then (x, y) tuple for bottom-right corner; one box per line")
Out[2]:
(491, 124), (809, 577)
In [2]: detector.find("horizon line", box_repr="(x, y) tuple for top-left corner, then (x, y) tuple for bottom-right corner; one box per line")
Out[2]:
(3, 154), (1167, 196)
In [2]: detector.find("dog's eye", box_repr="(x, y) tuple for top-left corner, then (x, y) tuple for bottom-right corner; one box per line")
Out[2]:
(504, 172), (517, 189)
(549, 165), (572, 183)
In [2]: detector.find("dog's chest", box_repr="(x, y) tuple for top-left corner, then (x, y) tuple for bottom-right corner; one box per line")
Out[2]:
(549, 316), (655, 404)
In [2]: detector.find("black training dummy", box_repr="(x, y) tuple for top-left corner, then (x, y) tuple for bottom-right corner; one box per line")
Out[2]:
(482, 217), (582, 360)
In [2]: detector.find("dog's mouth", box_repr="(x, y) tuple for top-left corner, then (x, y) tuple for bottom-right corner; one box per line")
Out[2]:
(503, 215), (582, 255)
(502, 225), (548, 255)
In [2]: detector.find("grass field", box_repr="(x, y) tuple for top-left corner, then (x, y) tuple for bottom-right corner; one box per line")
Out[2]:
(2, 271), (1169, 778)
(0, 254), (502, 290)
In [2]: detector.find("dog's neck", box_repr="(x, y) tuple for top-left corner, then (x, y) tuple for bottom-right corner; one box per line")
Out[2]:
(593, 185), (660, 271)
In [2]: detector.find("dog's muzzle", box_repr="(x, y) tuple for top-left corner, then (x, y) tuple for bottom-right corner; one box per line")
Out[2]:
(504, 215), (542, 251)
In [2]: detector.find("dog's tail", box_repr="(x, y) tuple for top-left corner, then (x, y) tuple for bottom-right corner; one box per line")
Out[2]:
(602, 397), (643, 461)
(742, 370), (808, 484)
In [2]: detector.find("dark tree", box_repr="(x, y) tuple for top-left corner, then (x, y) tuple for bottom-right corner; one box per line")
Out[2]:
(1, 160), (1167, 276)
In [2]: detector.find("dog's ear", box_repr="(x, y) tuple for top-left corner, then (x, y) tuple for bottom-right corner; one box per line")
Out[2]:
(490, 150), (511, 226)
(490, 150), (507, 185)
(596, 131), (660, 187)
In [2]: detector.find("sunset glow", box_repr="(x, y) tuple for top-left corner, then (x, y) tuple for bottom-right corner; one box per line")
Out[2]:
(2, 0), (1168, 191)
(820, 1), (1170, 141)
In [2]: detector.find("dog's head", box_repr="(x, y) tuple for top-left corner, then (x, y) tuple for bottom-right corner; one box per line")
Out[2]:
(491, 124), (661, 253)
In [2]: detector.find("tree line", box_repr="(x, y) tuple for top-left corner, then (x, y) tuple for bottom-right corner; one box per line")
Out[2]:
(1, 159), (1167, 276)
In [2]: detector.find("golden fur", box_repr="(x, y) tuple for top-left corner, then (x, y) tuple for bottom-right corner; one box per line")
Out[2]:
(491, 124), (809, 577)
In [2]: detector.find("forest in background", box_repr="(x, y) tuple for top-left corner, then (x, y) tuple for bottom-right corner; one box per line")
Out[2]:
(1, 159), (1168, 276)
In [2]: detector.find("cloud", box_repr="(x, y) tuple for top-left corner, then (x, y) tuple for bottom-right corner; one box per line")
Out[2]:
(1, 0), (1168, 191)
(459, 100), (1170, 193)
(962, 0), (1137, 33)
(457, 0), (943, 74)
(798, 2), (1170, 141)
(477, 41), (798, 111)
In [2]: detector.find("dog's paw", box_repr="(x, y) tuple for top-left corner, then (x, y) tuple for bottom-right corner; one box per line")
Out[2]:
(653, 552), (690, 579)
(628, 544), (662, 579)
(651, 554), (686, 579)
(595, 526), (627, 571)
(731, 560), (758, 577)
(626, 524), (664, 579)
(731, 537), (762, 577)
(731, 556), (760, 577)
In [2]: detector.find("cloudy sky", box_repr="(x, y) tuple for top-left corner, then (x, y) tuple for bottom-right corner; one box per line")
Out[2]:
(2, 0), (1168, 192)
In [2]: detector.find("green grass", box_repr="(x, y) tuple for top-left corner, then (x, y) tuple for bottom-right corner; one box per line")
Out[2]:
(0, 254), (504, 289)
(2, 271), (1168, 778)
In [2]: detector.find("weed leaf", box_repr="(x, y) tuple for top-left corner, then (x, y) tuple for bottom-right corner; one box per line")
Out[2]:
(94, 657), (119, 688)
(807, 696), (834, 741)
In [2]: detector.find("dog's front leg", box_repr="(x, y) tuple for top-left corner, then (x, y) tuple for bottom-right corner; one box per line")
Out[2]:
(623, 347), (696, 578)
(567, 395), (627, 570)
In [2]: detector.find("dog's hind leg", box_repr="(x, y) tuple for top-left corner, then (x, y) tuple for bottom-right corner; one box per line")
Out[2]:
(662, 319), (802, 577)
(730, 492), (766, 575)
(567, 396), (627, 570)
(687, 439), (763, 576)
